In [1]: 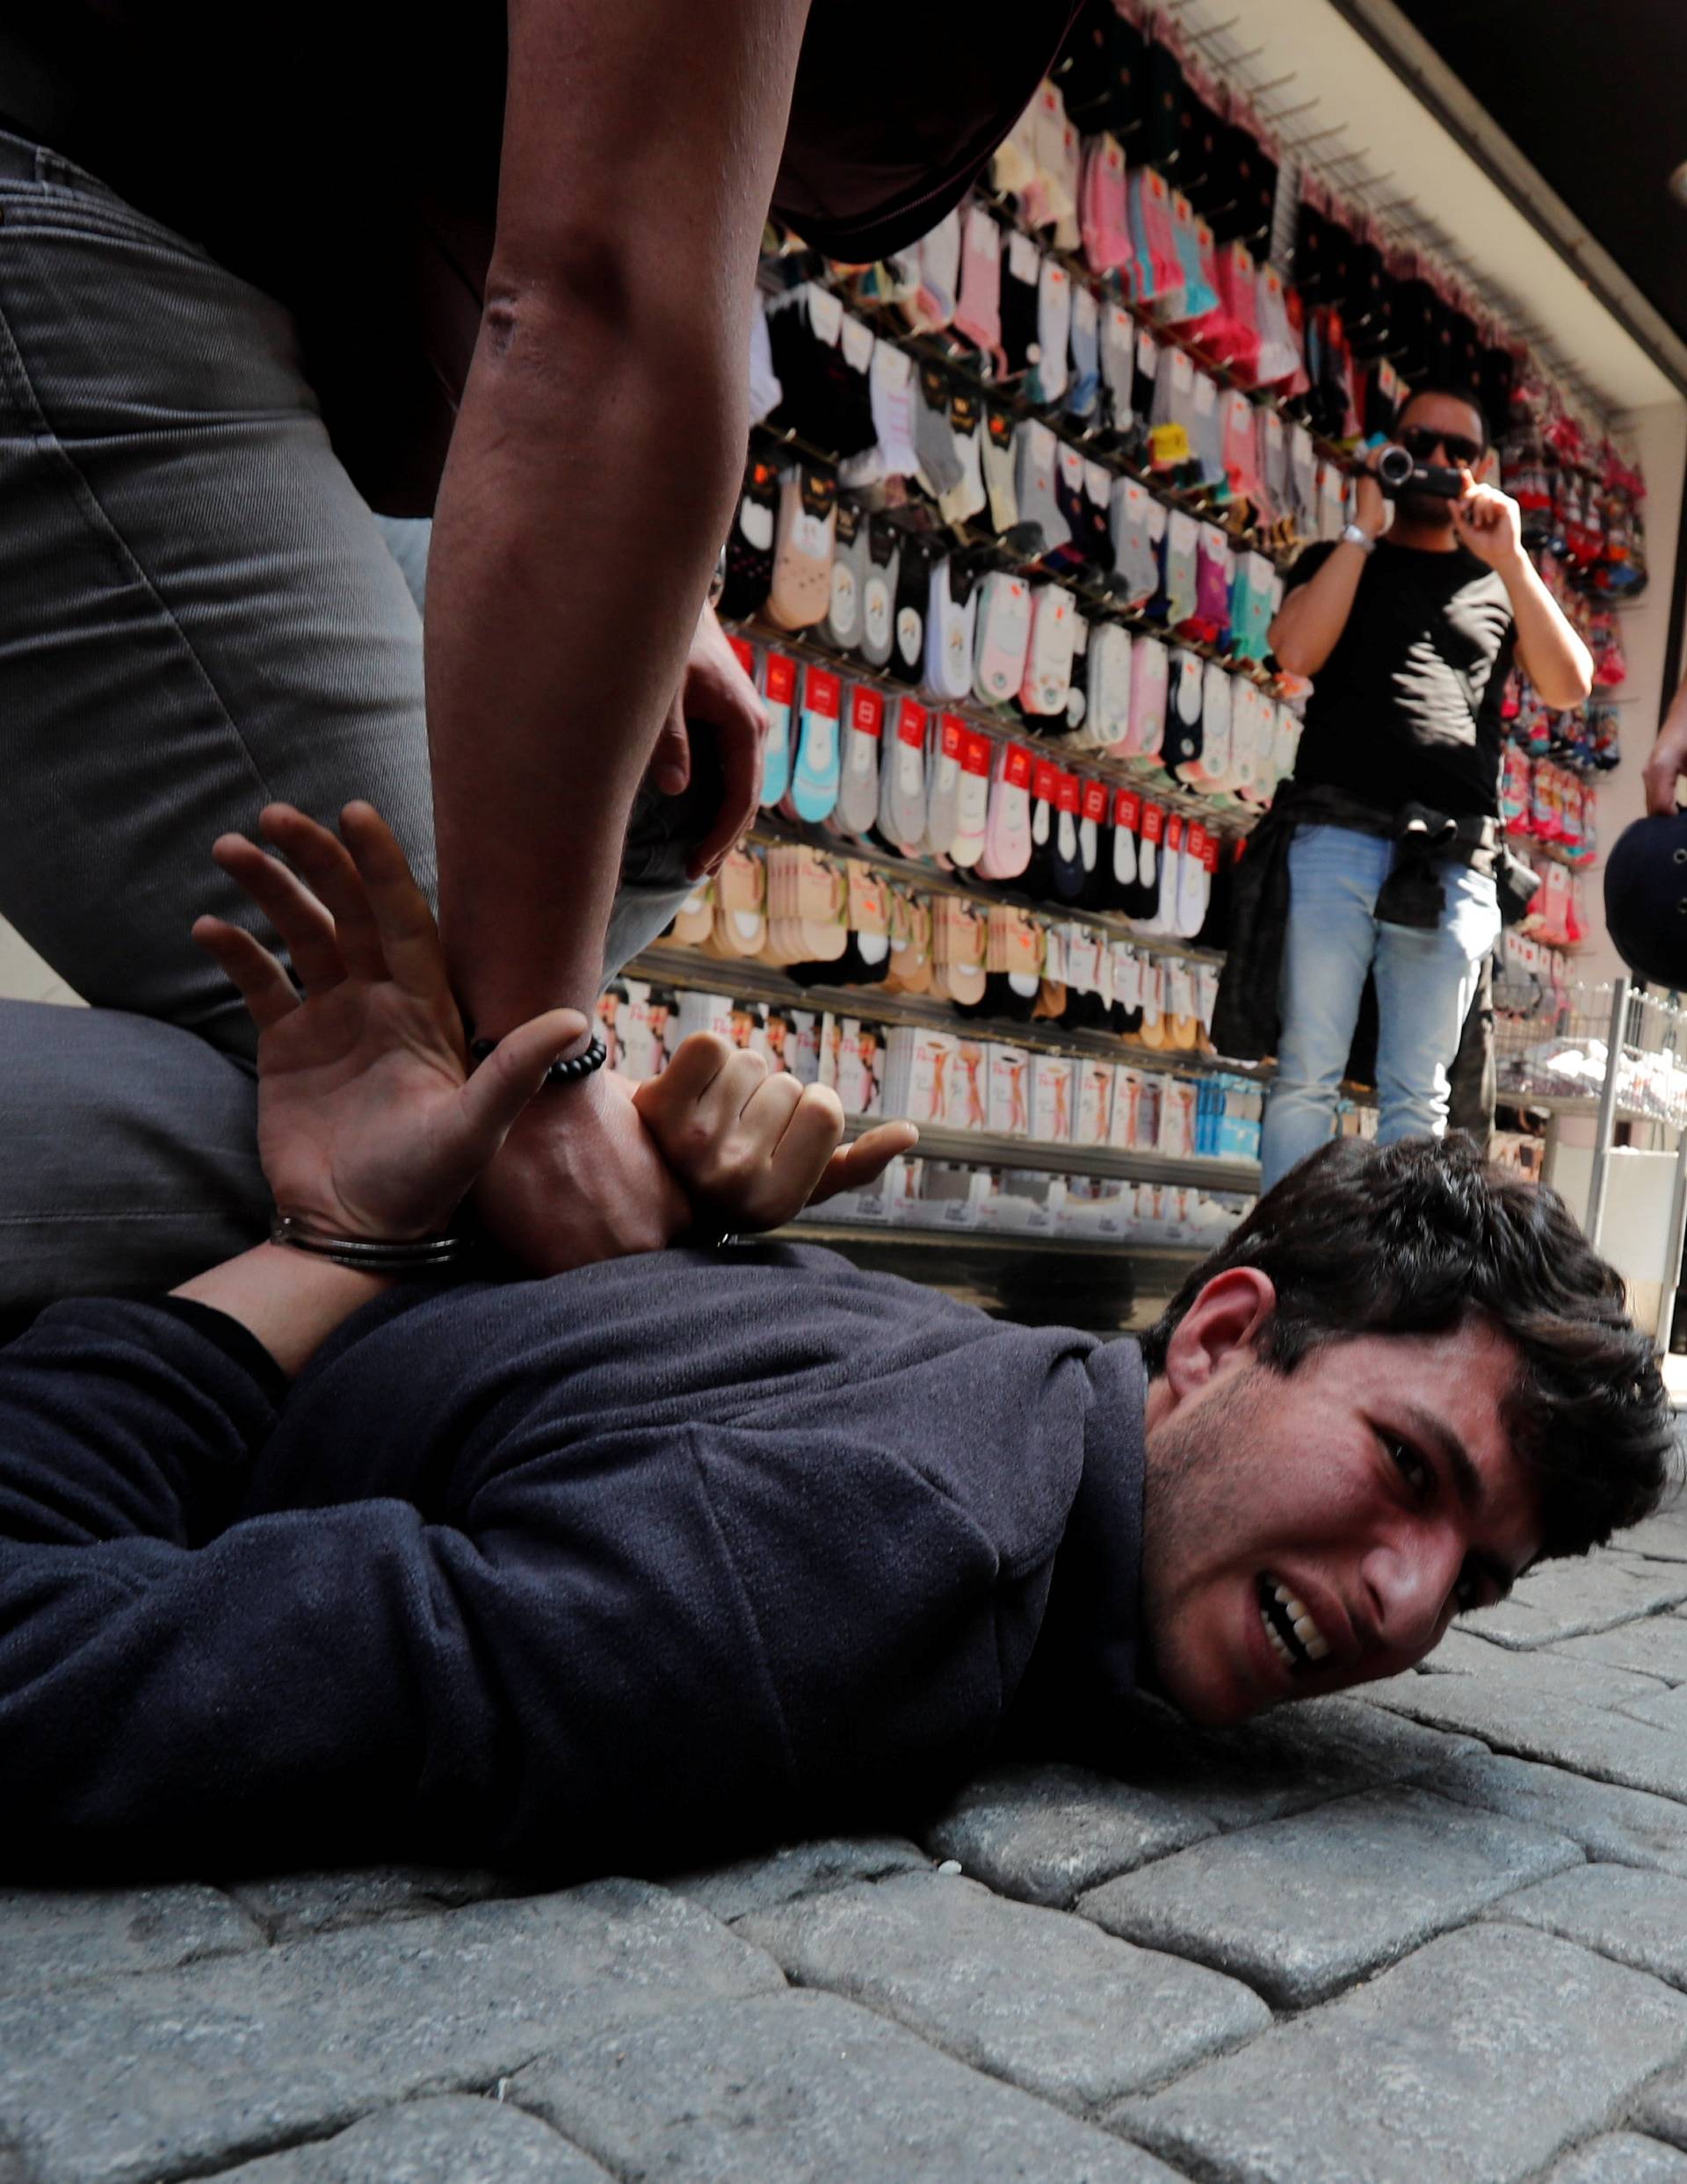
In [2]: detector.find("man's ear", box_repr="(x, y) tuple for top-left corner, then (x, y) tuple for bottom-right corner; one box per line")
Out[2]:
(1160, 1268), (1277, 1404)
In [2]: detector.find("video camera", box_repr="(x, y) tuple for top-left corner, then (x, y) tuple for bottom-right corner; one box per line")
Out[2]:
(1374, 444), (1466, 502)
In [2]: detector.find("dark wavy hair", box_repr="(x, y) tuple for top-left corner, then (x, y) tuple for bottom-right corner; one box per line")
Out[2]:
(1140, 1137), (1675, 1559)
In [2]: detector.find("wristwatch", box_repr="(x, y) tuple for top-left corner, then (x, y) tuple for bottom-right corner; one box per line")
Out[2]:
(1339, 522), (1379, 554)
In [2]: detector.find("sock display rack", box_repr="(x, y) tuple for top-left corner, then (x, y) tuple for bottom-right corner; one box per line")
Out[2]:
(620, 1), (1645, 1309)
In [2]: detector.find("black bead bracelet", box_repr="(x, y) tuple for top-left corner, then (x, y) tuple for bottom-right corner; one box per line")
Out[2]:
(468, 1031), (608, 1088)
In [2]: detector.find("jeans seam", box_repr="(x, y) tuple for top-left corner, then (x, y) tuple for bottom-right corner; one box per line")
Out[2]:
(0, 287), (280, 816)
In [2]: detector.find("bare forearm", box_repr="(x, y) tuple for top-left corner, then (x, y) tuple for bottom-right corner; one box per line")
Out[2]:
(1270, 542), (1370, 677)
(172, 1247), (394, 1380)
(1502, 553), (1594, 709)
(427, 300), (743, 1038)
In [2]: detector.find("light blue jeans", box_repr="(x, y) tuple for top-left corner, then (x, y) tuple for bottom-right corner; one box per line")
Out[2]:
(1259, 823), (1502, 1193)
(0, 127), (701, 1307)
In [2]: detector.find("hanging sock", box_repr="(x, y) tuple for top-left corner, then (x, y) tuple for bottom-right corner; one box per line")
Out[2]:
(877, 692), (930, 849)
(760, 649), (797, 808)
(857, 519), (901, 670)
(973, 569), (1035, 706)
(1019, 582), (1079, 722)
(938, 387), (988, 527)
(949, 731), (994, 870)
(1066, 281), (1101, 422)
(1012, 418), (1070, 555)
(819, 498), (866, 652)
(764, 460), (837, 632)
(783, 661), (843, 825)
(978, 740), (1034, 881)
(836, 681), (884, 838)
(1126, 633), (1169, 760)
(981, 401), (1020, 536)
(953, 202), (1005, 365)
(923, 553), (981, 703)
(718, 449), (780, 622)
(1110, 476), (1161, 608)
(887, 536), (933, 688)
(923, 710), (967, 858)
(1031, 254), (1072, 406)
(867, 342), (921, 482)
(912, 362), (966, 499)
(1081, 134), (1133, 278)
(1162, 647), (1205, 777)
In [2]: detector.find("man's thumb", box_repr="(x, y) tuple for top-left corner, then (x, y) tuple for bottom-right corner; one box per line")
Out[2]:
(458, 1009), (592, 1157)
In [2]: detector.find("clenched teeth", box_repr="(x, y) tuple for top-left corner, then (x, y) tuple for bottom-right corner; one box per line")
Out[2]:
(1257, 1573), (1332, 1672)
(1273, 1580), (1330, 1661)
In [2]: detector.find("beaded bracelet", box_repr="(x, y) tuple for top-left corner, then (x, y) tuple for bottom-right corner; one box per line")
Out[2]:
(467, 1032), (609, 1088)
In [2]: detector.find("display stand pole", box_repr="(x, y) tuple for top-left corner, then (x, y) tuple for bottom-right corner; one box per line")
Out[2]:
(1654, 1125), (1687, 1353)
(1585, 976), (1631, 1249)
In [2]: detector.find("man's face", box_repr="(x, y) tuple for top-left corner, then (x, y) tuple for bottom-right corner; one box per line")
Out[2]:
(1394, 393), (1488, 528)
(1140, 1314), (1541, 1725)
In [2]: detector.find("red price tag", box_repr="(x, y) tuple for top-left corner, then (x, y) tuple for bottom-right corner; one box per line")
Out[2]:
(729, 636), (756, 678)
(1032, 759), (1060, 803)
(1115, 788), (1141, 830)
(764, 653), (797, 706)
(803, 665), (841, 718)
(1056, 771), (1081, 815)
(849, 685), (885, 738)
(1140, 802), (1165, 845)
(1004, 744), (1033, 789)
(940, 712), (967, 759)
(895, 698), (929, 748)
(1081, 777), (1110, 823)
(962, 732), (993, 776)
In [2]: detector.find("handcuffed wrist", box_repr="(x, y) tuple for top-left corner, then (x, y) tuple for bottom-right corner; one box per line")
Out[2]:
(269, 1212), (463, 1275)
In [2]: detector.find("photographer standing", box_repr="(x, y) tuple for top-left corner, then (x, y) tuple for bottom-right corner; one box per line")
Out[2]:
(1255, 386), (1593, 1190)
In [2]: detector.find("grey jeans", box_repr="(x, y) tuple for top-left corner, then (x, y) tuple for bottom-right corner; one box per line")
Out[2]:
(0, 127), (699, 1308)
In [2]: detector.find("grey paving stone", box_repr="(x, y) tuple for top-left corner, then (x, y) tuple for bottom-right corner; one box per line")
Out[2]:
(920, 1761), (1216, 1908)
(205, 2097), (612, 2182)
(1115, 1924), (1687, 2184)
(0, 1881), (783, 2184)
(1421, 1625), (1666, 1707)
(516, 1987), (1184, 2182)
(1616, 1506), (1687, 1565)
(1488, 1863), (1687, 1989)
(1367, 1673), (1687, 1800)
(1101, 1691), (1478, 1833)
(667, 1834), (930, 1923)
(1078, 1784), (1580, 2008)
(1419, 1749), (1687, 1878)
(1539, 2134), (1687, 2183)
(1550, 1616), (1687, 1687)
(736, 1869), (1268, 2110)
(1461, 1554), (1687, 1649)
(228, 1868), (505, 1941)
(0, 1884), (264, 2001)
(1622, 1686), (1687, 1732)
(1637, 2065), (1687, 2154)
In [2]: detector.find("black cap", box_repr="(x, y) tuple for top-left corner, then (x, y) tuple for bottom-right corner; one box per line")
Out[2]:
(1603, 814), (1687, 990)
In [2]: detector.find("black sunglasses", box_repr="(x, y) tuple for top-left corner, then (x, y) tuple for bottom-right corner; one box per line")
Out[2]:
(1400, 423), (1484, 467)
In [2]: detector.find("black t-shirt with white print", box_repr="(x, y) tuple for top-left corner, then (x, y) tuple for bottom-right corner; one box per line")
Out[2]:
(1284, 539), (1517, 821)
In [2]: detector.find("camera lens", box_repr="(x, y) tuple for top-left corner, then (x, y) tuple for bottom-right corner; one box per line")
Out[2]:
(1376, 445), (1415, 488)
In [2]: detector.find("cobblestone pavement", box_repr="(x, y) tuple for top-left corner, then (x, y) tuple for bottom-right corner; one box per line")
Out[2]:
(18, 1508), (1687, 2181)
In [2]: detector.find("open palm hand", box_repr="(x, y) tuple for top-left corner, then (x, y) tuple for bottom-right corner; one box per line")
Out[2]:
(194, 804), (583, 1243)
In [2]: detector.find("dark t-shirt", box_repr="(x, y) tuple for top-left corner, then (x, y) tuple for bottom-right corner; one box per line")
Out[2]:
(0, 3), (1078, 509)
(1285, 539), (1517, 820)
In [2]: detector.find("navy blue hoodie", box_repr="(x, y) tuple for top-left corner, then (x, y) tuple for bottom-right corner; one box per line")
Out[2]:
(0, 1243), (1145, 1878)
